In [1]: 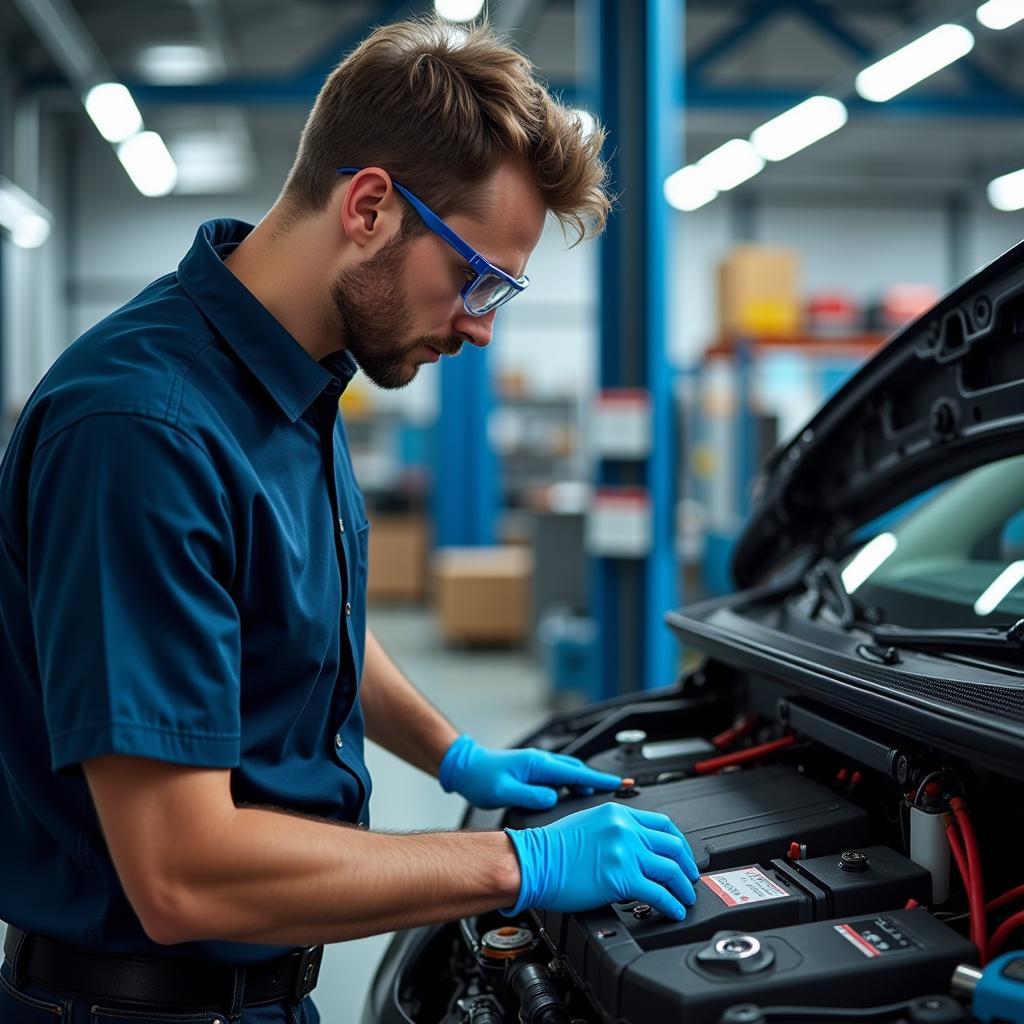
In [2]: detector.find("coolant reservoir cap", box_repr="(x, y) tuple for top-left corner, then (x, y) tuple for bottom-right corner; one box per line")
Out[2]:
(480, 926), (534, 960)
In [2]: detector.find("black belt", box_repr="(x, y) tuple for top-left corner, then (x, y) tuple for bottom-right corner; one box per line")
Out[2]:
(3, 925), (322, 1010)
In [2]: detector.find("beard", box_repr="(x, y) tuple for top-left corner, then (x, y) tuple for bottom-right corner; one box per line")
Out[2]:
(329, 233), (464, 390)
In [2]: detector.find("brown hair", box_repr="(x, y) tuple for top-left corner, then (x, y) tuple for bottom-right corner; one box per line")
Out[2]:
(282, 17), (610, 244)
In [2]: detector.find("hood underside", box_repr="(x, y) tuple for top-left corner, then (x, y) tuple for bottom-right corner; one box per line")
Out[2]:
(733, 236), (1024, 588)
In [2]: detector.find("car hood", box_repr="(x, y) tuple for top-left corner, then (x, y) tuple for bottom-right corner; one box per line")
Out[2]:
(733, 236), (1024, 588)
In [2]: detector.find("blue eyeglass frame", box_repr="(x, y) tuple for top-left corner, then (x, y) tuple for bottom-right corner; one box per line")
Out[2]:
(336, 166), (529, 316)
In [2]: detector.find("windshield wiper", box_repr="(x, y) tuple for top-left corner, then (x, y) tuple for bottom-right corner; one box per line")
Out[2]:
(803, 557), (857, 629)
(871, 619), (1024, 652)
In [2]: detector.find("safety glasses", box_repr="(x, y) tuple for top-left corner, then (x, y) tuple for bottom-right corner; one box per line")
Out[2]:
(336, 167), (529, 316)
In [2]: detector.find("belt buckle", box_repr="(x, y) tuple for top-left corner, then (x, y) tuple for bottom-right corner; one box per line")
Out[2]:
(292, 946), (323, 1002)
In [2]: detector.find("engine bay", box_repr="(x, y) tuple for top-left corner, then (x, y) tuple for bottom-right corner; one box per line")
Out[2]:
(368, 663), (1022, 1024)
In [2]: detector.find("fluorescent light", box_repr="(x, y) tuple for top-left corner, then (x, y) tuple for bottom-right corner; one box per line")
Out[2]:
(574, 109), (598, 141)
(434, 0), (484, 22)
(116, 132), (177, 197)
(83, 82), (144, 143)
(988, 167), (1024, 210)
(750, 96), (848, 162)
(696, 139), (765, 191)
(841, 532), (898, 593)
(0, 176), (52, 249)
(663, 166), (718, 212)
(977, 0), (1024, 29)
(855, 25), (975, 102)
(168, 131), (254, 194)
(138, 44), (220, 84)
(974, 561), (1024, 615)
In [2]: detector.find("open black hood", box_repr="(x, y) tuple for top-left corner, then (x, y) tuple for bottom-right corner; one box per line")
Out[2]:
(733, 236), (1024, 589)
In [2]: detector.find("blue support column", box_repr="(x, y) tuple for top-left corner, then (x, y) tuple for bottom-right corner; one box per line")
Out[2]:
(433, 344), (498, 548)
(591, 0), (684, 698)
(644, 0), (684, 691)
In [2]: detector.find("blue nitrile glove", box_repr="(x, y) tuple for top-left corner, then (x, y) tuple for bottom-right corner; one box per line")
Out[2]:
(504, 803), (700, 919)
(438, 734), (622, 810)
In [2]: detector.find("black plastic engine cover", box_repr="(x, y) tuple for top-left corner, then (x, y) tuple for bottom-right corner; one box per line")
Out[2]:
(615, 909), (975, 1023)
(507, 764), (869, 872)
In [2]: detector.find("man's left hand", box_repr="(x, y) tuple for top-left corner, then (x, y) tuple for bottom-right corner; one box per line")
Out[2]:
(438, 734), (623, 810)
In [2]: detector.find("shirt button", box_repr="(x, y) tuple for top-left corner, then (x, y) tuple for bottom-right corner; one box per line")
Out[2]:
(324, 378), (341, 396)
(338, 517), (345, 534)
(345, 601), (352, 616)
(335, 733), (344, 750)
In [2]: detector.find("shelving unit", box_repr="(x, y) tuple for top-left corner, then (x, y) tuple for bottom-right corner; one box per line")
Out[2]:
(684, 333), (888, 595)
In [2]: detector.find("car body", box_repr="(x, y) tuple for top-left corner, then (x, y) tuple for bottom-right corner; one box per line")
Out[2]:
(364, 238), (1024, 1024)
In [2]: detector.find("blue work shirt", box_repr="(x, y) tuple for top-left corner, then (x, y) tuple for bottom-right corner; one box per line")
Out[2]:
(0, 219), (372, 964)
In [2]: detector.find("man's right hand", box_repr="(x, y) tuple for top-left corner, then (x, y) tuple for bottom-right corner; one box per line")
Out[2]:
(504, 803), (700, 919)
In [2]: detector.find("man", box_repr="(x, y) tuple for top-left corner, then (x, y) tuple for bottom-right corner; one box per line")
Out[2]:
(0, 17), (698, 1023)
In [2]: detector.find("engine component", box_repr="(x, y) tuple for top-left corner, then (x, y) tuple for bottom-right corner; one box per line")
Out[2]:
(586, 731), (716, 784)
(911, 806), (951, 904)
(508, 765), (870, 875)
(480, 926), (534, 962)
(579, 845), (931, 951)
(607, 909), (975, 1023)
(507, 961), (572, 1024)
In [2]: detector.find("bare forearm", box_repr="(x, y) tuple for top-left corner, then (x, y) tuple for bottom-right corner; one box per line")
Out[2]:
(156, 807), (520, 946)
(360, 627), (458, 775)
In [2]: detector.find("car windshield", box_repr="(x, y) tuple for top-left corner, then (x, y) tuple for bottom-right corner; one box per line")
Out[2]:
(840, 454), (1024, 630)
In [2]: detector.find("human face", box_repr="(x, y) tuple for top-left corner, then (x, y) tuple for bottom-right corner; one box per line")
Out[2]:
(329, 230), (464, 390)
(331, 163), (546, 390)
(337, 166), (530, 315)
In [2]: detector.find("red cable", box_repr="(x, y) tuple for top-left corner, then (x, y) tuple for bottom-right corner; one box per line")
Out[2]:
(694, 734), (797, 775)
(711, 714), (760, 750)
(947, 822), (970, 894)
(950, 797), (987, 964)
(989, 909), (1024, 958)
(987, 884), (1024, 914)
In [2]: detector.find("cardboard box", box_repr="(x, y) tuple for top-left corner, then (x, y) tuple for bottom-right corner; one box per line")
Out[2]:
(433, 546), (533, 645)
(718, 245), (801, 337)
(367, 514), (428, 602)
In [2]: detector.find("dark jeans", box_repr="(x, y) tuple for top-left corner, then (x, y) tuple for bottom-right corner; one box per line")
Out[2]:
(0, 961), (322, 1024)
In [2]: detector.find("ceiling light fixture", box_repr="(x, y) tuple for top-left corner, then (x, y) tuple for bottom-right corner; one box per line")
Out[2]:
(988, 167), (1024, 210)
(434, 0), (485, 23)
(855, 24), (975, 102)
(976, 0), (1024, 29)
(696, 139), (765, 191)
(116, 131), (178, 197)
(83, 82), (144, 143)
(663, 165), (718, 212)
(0, 177), (52, 248)
(750, 96), (848, 162)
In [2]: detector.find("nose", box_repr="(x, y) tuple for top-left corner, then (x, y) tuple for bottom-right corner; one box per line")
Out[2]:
(453, 308), (496, 348)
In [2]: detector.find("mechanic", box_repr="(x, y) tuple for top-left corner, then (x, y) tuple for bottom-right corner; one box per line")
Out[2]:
(0, 17), (699, 1024)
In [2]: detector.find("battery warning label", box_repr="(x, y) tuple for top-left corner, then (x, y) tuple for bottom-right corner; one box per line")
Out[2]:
(701, 867), (790, 906)
(834, 916), (920, 958)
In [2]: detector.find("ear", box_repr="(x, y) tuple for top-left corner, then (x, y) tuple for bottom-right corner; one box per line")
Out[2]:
(339, 167), (402, 248)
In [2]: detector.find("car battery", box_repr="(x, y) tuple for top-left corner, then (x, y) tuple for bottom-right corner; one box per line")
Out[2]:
(595, 845), (932, 950)
(513, 765), (870, 950)
(610, 909), (975, 1024)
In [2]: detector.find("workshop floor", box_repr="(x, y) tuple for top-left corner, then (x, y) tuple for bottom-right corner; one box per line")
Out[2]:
(0, 605), (550, 1024)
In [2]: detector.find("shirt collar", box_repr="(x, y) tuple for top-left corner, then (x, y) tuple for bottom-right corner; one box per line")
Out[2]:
(177, 219), (358, 423)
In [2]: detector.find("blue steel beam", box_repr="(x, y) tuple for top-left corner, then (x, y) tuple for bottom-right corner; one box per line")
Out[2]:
(787, 0), (874, 59)
(687, 3), (779, 77)
(644, 0), (683, 692)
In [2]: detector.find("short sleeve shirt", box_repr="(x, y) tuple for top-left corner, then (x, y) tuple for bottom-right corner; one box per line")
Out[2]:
(0, 219), (371, 964)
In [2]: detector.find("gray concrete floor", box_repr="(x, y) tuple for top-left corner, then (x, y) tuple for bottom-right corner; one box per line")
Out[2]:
(1, 606), (550, 1023)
